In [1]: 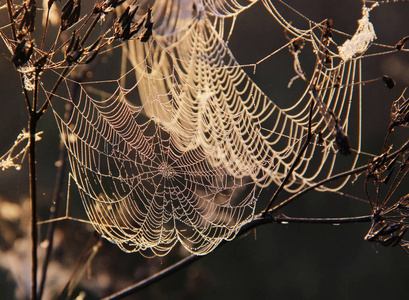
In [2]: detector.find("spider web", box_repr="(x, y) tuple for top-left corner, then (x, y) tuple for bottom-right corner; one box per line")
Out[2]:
(47, 0), (396, 256)
(125, 0), (366, 192)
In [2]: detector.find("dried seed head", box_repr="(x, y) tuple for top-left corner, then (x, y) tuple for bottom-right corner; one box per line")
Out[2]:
(316, 131), (324, 145)
(140, 7), (154, 43)
(395, 36), (409, 51)
(61, 0), (81, 31)
(383, 75), (395, 89)
(334, 125), (351, 155)
(11, 39), (34, 67)
(64, 32), (84, 65)
(19, 0), (37, 33)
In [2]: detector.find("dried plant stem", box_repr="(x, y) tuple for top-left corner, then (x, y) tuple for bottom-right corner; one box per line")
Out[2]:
(103, 213), (372, 300)
(37, 139), (68, 299)
(57, 235), (102, 299)
(29, 113), (39, 300)
(38, 11), (115, 297)
(270, 141), (409, 214)
(38, 77), (80, 299)
(5, 0), (16, 41)
(6, 1), (41, 297)
(263, 100), (315, 215)
(101, 142), (409, 300)
(103, 254), (201, 300)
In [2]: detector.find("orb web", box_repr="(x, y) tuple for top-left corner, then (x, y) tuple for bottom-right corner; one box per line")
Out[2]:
(46, 0), (402, 256)
(124, 0), (367, 192)
(51, 77), (258, 256)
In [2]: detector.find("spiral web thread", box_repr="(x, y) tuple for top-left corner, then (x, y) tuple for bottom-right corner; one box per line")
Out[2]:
(48, 0), (396, 256)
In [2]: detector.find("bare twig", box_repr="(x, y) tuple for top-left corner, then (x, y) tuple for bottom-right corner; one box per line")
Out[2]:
(270, 141), (409, 214)
(37, 116), (70, 300)
(29, 113), (38, 300)
(101, 140), (409, 300)
(102, 213), (372, 300)
(42, 9), (118, 300)
(103, 254), (200, 300)
(57, 234), (102, 299)
(5, 2), (40, 297)
(37, 10), (116, 296)
(5, 0), (17, 41)
(263, 100), (315, 215)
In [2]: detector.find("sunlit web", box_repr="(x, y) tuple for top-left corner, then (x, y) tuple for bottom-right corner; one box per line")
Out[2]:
(46, 0), (402, 256)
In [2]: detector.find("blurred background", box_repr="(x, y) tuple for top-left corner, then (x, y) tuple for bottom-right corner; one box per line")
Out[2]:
(0, 1), (409, 299)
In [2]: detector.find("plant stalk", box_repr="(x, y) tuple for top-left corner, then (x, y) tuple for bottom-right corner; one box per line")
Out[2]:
(29, 112), (38, 300)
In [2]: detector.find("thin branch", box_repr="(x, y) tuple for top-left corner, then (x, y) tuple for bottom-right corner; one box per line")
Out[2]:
(102, 254), (200, 300)
(4, 0), (33, 112)
(29, 113), (38, 300)
(5, 0), (16, 41)
(38, 8), (115, 117)
(269, 140), (409, 214)
(37, 67), (70, 117)
(33, 70), (40, 114)
(80, 14), (102, 47)
(102, 212), (372, 300)
(57, 235), (102, 299)
(5, 2), (41, 298)
(38, 13), (116, 296)
(263, 100), (315, 215)
(37, 133), (69, 299)
(101, 142), (409, 300)
(38, 47), (111, 300)
(382, 155), (409, 208)
(271, 215), (372, 224)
